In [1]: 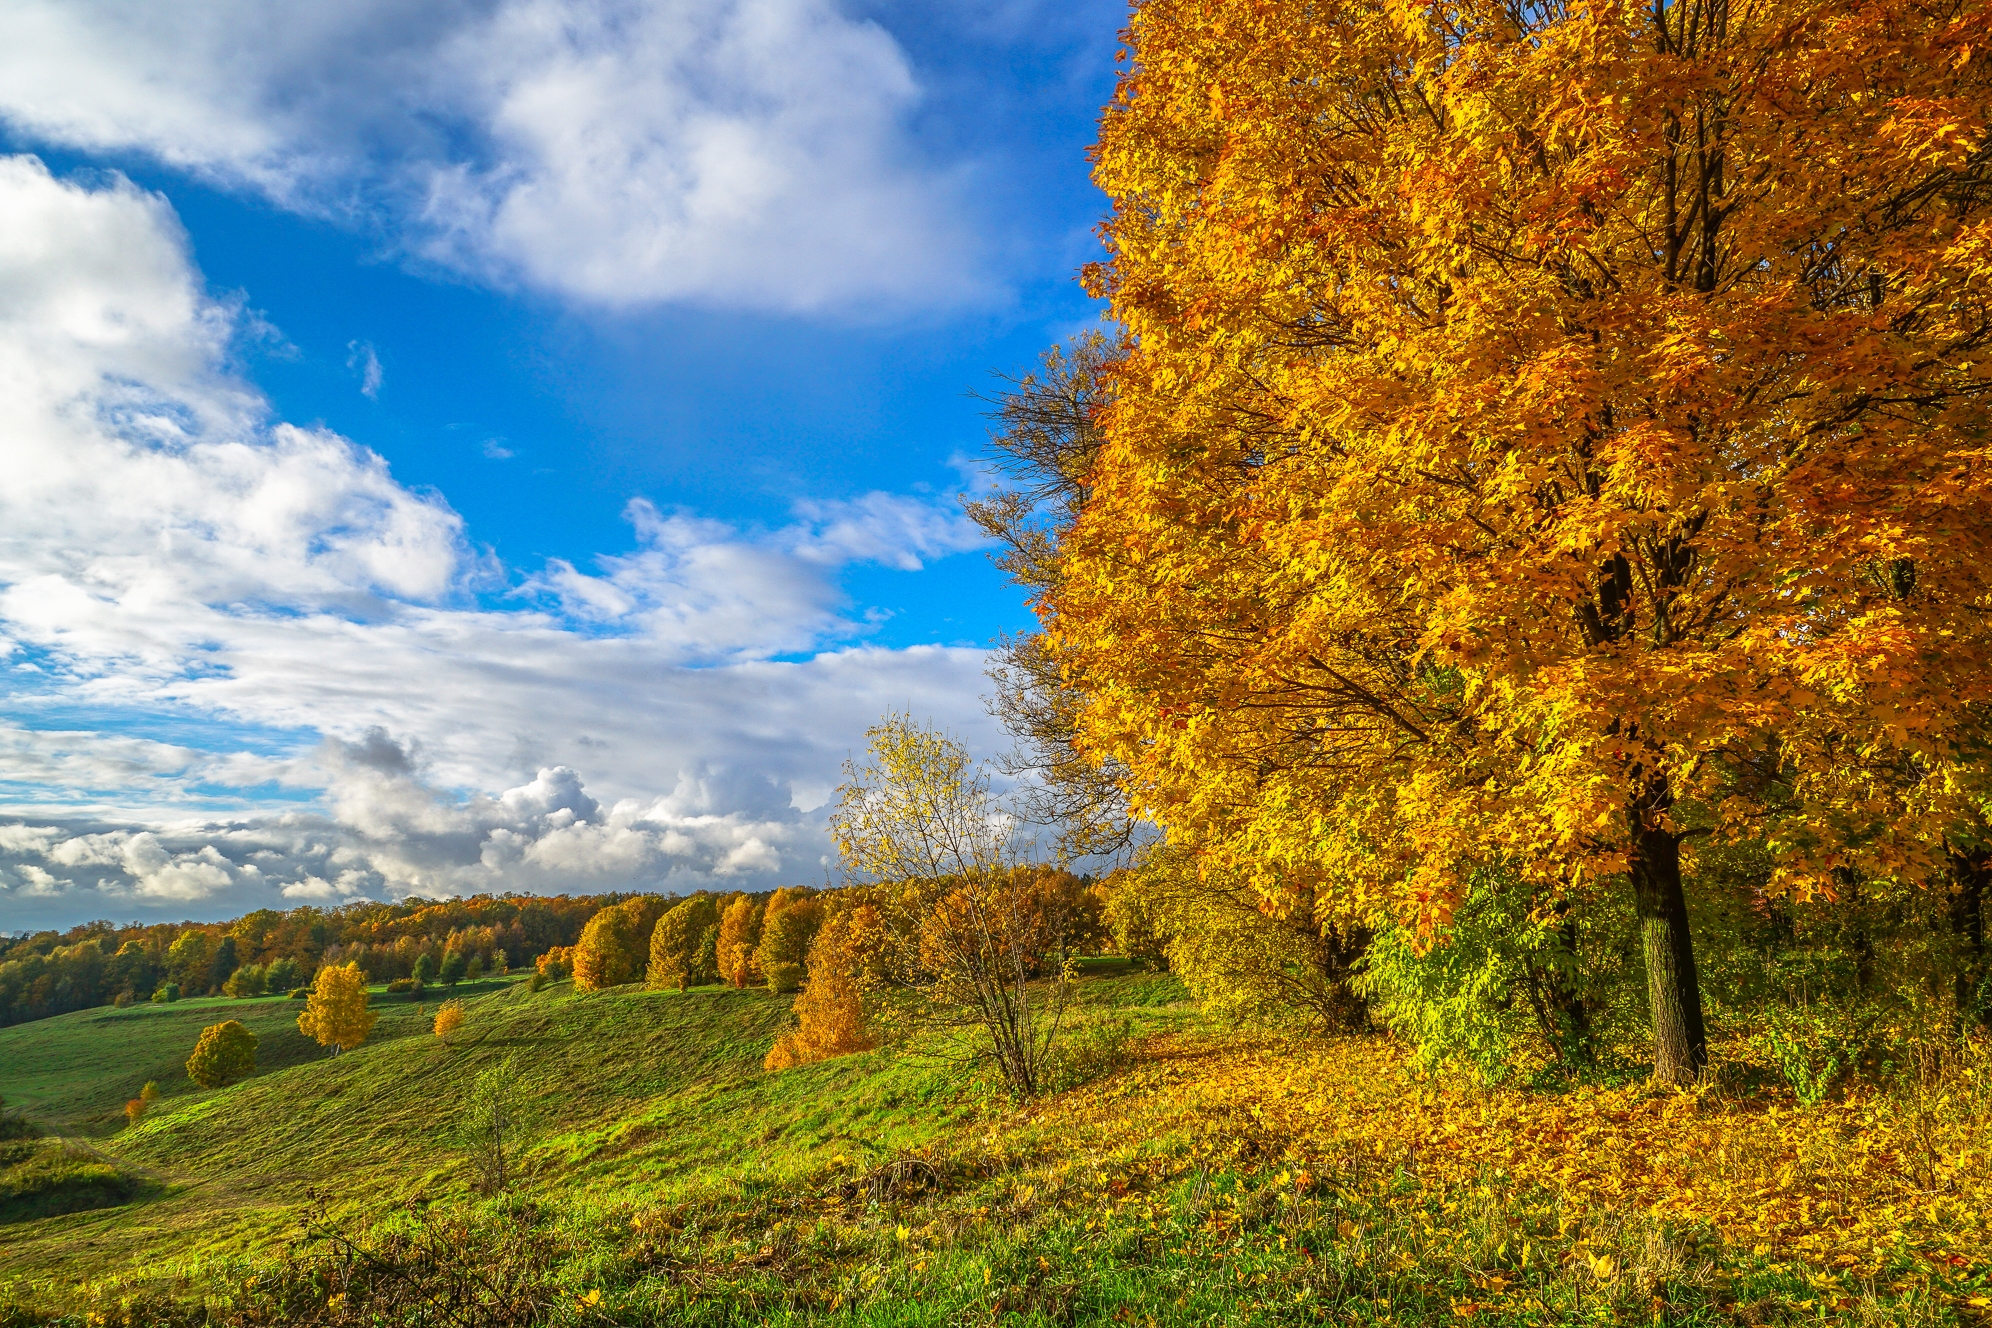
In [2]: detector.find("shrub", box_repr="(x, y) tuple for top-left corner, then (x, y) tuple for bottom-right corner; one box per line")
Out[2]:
(0, 1140), (137, 1221)
(223, 963), (268, 998)
(534, 946), (572, 980)
(0, 1096), (38, 1142)
(526, 971), (546, 993)
(434, 999), (465, 1045)
(150, 982), (180, 1004)
(186, 1020), (258, 1087)
(288, 986), (310, 999)
(387, 976), (424, 997)
(264, 956), (302, 991)
(1122, 847), (1372, 1034)
(123, 1081), (160, 1128)
(1357, 876), (1629, 1083)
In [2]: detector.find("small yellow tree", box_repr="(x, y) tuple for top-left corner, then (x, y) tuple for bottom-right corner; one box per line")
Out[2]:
(716, 895), (763, 989)
(433, 999), (464, 1045)
(573, 898), (664, 991)
(647, 894), (721, 992)
(123, 1079), (160, 1126)
(834, 714), (1075, 1098)
(765, 902), (882, 1070)
(297, 961), (377, 1056)
(755, 889), (825, 994)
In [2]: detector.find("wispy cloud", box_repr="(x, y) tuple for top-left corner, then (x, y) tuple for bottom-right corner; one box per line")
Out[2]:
(346, 339), (384, 398)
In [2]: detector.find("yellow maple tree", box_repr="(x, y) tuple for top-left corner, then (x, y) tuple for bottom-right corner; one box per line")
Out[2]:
(1052, 0), (1992, 1081)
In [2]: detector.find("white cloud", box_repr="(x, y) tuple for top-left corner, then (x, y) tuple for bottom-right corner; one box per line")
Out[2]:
(0, 157), (1001, 924)
(0, 0), (984, 314)
(347, 340), (384, 398)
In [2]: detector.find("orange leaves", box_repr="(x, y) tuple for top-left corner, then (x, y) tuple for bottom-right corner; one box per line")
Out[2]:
(1048, 0), (1992, 946)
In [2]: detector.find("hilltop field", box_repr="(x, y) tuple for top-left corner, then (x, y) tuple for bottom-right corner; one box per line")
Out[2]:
(0, 964), (1988, 1327)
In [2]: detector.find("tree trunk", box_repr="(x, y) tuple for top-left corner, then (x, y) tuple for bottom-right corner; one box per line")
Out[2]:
(1950, 848), (1988, 1028)
(1630, 815), (1707, 1085)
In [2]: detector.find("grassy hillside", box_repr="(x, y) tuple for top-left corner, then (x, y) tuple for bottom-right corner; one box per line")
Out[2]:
(0, 983), (483, 1138)
(0, 967), (1188, 1289)
(1, 967), (1988, 1325)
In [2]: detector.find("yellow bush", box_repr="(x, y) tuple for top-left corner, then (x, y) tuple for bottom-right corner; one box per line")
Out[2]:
(433, 999), (464, 1044)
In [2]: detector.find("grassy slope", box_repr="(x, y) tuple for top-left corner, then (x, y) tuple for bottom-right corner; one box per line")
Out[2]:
(0, 970), (1194, 1289)
(4, 965), (1984, 1325)
(0, 983), (500, 1138)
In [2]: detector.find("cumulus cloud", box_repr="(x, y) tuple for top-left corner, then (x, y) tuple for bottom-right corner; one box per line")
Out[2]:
(0, 0), (983, 314)
(0, 157), (999, 927)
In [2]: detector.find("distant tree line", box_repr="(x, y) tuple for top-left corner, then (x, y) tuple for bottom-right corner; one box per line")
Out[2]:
(0, 893), (599, 1026)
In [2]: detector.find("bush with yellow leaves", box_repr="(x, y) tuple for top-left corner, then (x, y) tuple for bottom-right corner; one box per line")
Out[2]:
(434, 999), (464, 1045)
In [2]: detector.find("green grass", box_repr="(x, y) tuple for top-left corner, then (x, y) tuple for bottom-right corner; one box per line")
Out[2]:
(0, 980), (516, 1138)
(0, 970), (1193, 1301)
(1, 969), (1964, 1326)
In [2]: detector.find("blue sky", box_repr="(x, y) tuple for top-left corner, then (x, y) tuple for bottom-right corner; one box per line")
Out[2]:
(0, 0), (1122, 929)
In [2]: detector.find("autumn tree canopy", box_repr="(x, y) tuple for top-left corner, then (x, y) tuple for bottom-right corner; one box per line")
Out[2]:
(648, 894), (722, 992)
(297, 962), (377, 1055)
(1052, 0), (1992, 1081)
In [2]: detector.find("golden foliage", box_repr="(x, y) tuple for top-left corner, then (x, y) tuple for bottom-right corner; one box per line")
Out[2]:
(1051, 0), (1992, 1081)
(833, 716), (1080, 1097)
(716, 896), (763, 989)
(647, 894), (720, 992)
(573, 898), (663, 992)
(756, 889), (824, 994)
(123, 1079), (158, 1128)
(296, 961), (377, 1054)
(764, 903), (883, 1071)
(433, 999), (464, 1044)
(185, 1019), (257, 1087)
(535, 946), (573, 980)
(1119, 848), (1370, 1030)
(1042, 1032), (1992, 1292)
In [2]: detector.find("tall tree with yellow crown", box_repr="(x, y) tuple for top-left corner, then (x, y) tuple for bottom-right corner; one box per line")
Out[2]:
(1052, 0), (1992, 1082)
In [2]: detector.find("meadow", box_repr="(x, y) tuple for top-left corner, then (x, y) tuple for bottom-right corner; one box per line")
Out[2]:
(0, 962), (1987, 1326)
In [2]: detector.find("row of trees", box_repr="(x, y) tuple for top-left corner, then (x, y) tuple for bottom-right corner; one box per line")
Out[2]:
(0, 894), (609, 1026)
(955, 0), (1992, 1085)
